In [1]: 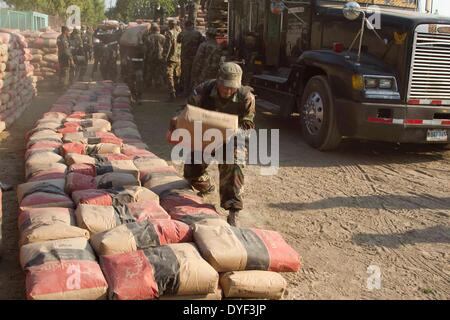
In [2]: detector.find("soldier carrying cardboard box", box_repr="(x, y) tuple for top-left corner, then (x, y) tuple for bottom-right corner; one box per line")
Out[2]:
(171, 62), (256, 227)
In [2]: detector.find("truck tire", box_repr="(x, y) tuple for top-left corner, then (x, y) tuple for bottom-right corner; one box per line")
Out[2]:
(299, 76), (342, 151)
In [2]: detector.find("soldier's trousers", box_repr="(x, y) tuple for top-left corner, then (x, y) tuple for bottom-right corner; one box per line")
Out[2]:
(91, 57), (99, 79)
(181, 58), (194, 95)
(59, 65), (70, 89)
(146, 60), (165, 87)
(183, 147), (246, 211)
(166, 61), (180, 95)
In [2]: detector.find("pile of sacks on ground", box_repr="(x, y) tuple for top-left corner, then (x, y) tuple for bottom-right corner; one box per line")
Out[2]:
(195, 8), (207, 34)
(18, 80), (301, 300)
(21, 29), (59, 88)
(0, 30), (36, 134)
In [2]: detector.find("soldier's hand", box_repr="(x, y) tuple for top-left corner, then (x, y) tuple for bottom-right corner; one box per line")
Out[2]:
(240, 120), (255, 130)
(169, 116), (178, 131)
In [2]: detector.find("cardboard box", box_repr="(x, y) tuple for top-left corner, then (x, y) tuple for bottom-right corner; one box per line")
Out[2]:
(175, 105), (238, 150)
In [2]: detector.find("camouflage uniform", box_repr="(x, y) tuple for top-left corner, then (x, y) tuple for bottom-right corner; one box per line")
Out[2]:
(177, 27), (204, 95)
(191, 35), (218, 87)
(200, 42), (226, 82)
(82, 28), (93, 61)
(144, 29), (166, 88)
(123, 45), (146, 102)
(164, 26), (181, 97)
(56, 33), (72, 90)
(69, 30), (86, 82)
(183, 78), (256, 211)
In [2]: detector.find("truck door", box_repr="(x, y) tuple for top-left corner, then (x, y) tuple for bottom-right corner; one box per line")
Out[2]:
(265, 0), (312, 66)
(283, 1), (312, 64)
(266, 1), (283, 66)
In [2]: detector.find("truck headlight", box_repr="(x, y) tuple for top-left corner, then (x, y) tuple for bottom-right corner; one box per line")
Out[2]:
(364, 78), (378, 89)
(362, 75), (397, 91)
(379, 78), (393, 89)
(360, 75), (399, 100)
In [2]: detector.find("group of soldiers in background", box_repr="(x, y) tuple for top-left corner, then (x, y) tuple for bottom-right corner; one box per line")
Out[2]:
(142, 18), (227, 102)
(57, 14), (227, 101)
(57, 25), (95, 90)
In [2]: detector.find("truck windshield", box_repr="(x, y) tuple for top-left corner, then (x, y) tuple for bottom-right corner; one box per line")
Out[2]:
(321, 0), (418, 9)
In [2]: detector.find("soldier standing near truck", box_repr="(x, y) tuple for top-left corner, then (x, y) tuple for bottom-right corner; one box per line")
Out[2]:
(69, 28), (86, 82)
(144, 23), (166, 89)
(81, 26), (93, 62)
(177, 20), (204, 97)
(56, 26), (73, 91)
(200, 41), (228, 83)
(191, 27), (218, 88)
(164, 20), (182, 102)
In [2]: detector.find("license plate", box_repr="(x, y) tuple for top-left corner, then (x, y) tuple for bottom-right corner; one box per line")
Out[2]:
(427, 129), (448, 142)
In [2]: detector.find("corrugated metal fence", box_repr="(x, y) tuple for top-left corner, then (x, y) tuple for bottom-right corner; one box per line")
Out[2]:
(0, 9), (48, 31)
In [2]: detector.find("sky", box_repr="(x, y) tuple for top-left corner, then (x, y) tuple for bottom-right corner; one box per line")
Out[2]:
(429, 0), (450, 16)
(104, 0), (117, 11)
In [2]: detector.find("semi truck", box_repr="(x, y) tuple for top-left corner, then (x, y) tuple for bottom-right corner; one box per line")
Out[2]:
(228, 0), (450, 150)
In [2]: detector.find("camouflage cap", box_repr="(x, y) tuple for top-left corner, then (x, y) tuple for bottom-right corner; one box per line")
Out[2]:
(217, 62), (242, 89)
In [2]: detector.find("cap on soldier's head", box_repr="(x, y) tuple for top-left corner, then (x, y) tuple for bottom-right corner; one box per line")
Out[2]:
(217, 62), (242, 89)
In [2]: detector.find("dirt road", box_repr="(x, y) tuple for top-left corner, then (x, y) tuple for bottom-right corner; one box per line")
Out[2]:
(0, 87), (448, 300)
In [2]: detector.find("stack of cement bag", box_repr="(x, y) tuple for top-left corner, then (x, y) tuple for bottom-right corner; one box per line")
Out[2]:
(206, 0), (229, 36)
(196, 8), (207, 34)
(18, 81), (301, 300)
(22, 29), (59, 88)
(0, 30), (36, 134)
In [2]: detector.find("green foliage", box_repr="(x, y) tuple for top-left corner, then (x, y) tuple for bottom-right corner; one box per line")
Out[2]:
(4, 0), (106, 26)
(106, 0), (178, 22)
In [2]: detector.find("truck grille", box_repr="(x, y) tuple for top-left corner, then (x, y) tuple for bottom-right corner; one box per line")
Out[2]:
(408, 25), (450, 101)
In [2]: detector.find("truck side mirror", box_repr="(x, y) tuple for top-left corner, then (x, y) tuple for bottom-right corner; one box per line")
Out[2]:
(343, 2), (361, 21)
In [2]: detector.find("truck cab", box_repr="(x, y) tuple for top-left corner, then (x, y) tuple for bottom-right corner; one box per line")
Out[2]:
(229, 0), (450, 150)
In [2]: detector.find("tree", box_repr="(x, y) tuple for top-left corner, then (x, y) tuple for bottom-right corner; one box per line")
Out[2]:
(4, 0), (106, 26)
(106, 0), (178, 22)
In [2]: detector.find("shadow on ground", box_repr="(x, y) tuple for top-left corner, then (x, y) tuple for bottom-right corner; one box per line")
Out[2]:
(352, 225), (450, 248)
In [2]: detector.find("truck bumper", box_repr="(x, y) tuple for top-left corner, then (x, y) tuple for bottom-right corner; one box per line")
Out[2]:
(335, 99), (450, 144)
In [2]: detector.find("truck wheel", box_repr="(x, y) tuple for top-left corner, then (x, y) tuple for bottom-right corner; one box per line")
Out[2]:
(299, 76), (342, 151)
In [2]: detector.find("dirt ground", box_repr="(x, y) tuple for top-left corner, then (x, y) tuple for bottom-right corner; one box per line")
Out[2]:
(0, 82), (449, 300)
